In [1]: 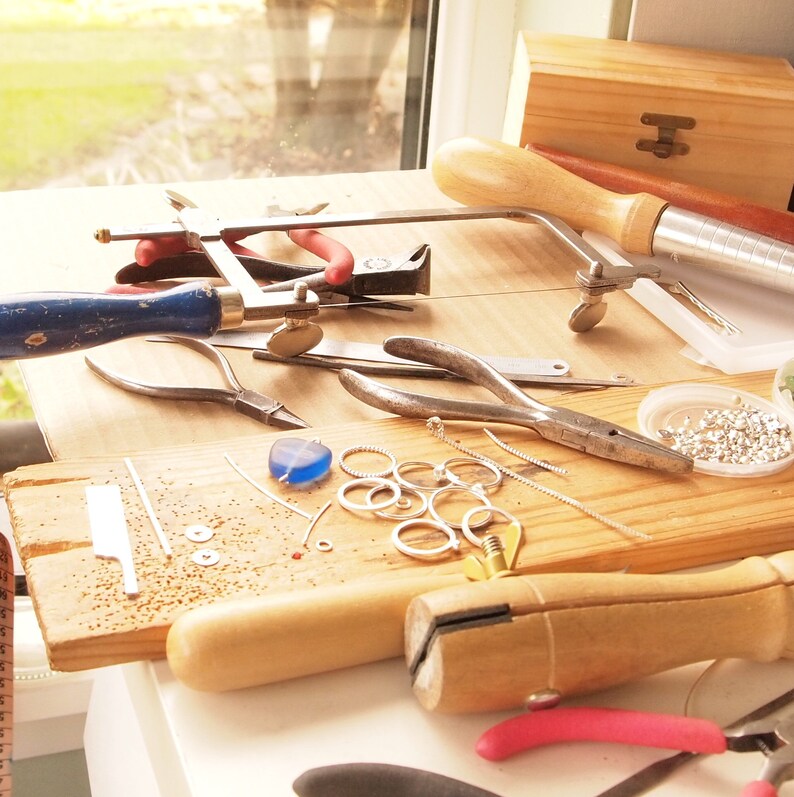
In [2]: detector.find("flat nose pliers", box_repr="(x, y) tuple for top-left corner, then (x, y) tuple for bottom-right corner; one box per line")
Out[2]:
(476, 706), (794, 796)
(337, 336), (693, 473)
(85, 336), (309, 429)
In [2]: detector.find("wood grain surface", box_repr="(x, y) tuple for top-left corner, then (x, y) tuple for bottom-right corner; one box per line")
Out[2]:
(6, 370), (793, 673)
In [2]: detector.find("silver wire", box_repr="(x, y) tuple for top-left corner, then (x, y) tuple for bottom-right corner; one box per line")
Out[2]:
(426, 418), (650, 541)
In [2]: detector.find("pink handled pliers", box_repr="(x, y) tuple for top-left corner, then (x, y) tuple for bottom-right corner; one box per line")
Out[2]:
(476, 707), (794, 796)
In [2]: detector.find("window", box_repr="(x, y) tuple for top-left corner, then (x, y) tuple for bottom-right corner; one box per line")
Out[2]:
(0, 0), (436, 191)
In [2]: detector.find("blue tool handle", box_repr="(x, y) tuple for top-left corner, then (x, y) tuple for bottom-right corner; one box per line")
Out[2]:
(0, 282), (223, 359)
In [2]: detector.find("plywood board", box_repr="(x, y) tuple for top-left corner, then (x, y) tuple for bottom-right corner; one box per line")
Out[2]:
(6, 370), (793, 673)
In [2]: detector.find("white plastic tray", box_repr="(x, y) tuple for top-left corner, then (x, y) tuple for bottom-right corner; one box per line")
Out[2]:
(584, 231), (794, 374)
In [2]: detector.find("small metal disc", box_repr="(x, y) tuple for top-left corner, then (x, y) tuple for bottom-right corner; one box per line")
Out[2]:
(568, 300), (608, 332)
(185, 524), (214, 543)
(267, 322), (324, 358)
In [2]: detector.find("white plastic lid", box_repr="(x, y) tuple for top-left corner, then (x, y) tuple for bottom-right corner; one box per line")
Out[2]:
(637, 383), (794, 477)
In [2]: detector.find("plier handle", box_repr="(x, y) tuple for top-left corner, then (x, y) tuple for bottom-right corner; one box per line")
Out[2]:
(476, 706), (794, 796)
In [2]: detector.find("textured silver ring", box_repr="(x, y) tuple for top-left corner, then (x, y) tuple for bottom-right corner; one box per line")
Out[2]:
(337, 477), (401, 512)
(461, 505), (522, 548)
(428, 485), (494, 530)
(391, 518), (460, 558)
(338, 445), (398, 479)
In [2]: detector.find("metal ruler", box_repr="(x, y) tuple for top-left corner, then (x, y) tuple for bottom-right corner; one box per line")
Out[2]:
(209, 330), (571, 377)
(0, 536), (11, 796)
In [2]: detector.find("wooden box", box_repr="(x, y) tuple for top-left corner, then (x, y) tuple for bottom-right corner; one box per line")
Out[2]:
(502, 32), (794, 210)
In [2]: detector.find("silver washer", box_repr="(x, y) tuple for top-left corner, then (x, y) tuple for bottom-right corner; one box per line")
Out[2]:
(192, 549), (220, 567)
(185, 524), (214, 543)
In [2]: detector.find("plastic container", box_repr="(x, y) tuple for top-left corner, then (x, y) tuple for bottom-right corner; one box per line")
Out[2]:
(773, 357), (794, 419)
(637, 383), (794, 477)
(584, 232), (794, 375)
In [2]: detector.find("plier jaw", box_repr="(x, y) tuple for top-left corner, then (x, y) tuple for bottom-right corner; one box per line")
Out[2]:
(729, 715), (794, 792)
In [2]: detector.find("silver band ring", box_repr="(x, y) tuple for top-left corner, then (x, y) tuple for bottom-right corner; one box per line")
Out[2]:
(337, 477), (401, 512)
(461, 505), (522, 548)
(391, 518), (460, 558)
(392, 459), (449, 492)
(428, 485), (493, 530)
(338, 445), (397, 479)
(442, 456), (503, 492)
(367, 484), (429, 519)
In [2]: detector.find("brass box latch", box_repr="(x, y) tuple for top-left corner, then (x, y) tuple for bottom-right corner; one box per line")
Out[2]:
(636, 113), (696, 159)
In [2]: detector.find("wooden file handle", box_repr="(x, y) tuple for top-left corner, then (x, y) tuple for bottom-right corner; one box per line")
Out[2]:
(405, 551), (794, 714)
(526, 143), (794, 246)
(166, 572), (464, 692)
(431, 136), (668, 254)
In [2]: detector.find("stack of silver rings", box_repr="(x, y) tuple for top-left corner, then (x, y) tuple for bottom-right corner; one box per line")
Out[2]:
(336, 445), (520, 559)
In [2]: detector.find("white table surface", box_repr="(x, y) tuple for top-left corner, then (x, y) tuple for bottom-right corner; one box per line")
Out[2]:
(83, 654), (794, 796)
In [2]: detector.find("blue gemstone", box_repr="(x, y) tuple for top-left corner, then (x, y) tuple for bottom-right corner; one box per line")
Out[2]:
(268, 438), (333, 484)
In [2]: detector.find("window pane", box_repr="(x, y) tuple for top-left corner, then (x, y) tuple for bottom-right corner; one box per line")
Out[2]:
(0, 0), (430, 191)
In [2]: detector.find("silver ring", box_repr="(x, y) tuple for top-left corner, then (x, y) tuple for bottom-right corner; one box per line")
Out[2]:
(428, 485), (493, 530)
(337, 477), (401, 512)
(461, 505), (522, 548)
(366, 484), (429, 519)
(391, 518), (460, 558)
(315, 539), (334, 552)
(442, 456), (502, 492)
(392, 459), (449, 492)
(338, 445), (397, 479)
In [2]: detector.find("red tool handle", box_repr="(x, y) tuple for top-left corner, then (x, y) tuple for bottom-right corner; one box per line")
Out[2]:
(132, 228), (354, 285)
(287, 228), (354, 285)
(475, 707), (728, 762)
(526, 143), (794, 246)
(741, 782), (778, 797)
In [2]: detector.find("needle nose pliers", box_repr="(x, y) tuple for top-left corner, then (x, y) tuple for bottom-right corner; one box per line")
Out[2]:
(85, 335), (309, 429)
(338, 336), (693, 473)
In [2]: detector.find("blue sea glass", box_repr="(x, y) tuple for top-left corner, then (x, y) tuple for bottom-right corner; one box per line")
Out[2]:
(268, 438), (333, 484)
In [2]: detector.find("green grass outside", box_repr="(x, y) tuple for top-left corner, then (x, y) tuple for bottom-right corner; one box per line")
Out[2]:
(0, 2), (245, 415)
(0, 365), (33, 421)
(0, 3), (261, 191)
(1, 62), (174, 189)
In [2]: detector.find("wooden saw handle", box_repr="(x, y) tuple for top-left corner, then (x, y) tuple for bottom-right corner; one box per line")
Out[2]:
(432, 136), (668, 254)
(405, 551), (794, 713)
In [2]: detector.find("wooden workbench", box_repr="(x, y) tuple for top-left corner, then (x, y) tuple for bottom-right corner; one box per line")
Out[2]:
(2, 170), (791, 675)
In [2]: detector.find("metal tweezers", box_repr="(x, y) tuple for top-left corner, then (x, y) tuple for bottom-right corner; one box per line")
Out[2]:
(337, 336), (694, 473)
(85, 336), (309, 429)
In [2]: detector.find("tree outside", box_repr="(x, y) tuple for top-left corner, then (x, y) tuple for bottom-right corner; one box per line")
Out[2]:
(0, 0), (413, 191)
